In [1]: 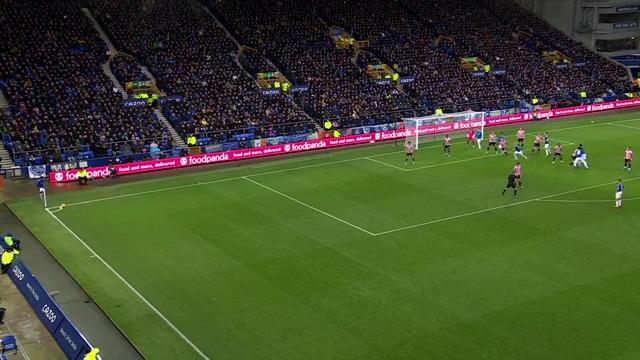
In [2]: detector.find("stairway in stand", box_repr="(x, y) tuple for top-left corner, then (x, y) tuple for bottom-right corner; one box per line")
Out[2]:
(0, 142), (14, 169)
(101, 62), (126, 98)
(154, 109), (186, 148)
(0, 88), (8, 109)
(82, 8), (116, 53)
(0, 88), (14, 168)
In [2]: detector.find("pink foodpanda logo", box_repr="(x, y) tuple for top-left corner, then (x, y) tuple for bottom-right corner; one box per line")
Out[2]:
(291, 141), (326, 151)
(58, 168), (108, 181)
(375, 133), (381, 140)
(87, 168), (110, 178)
(284, 144), (291, 152)
(590, 103), (614, 111)
(456, 120), (483, 129)
(180, 157), (188, 166)
(188, 153), (229, 165)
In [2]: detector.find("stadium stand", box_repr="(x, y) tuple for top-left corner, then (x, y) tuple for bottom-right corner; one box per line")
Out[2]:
(397, 0), (630, 102)
(0, 0), (633, 166)
(90, 0), (315, 146)
(0, 0), (171, 165)
(206, 0), (420, 127)
(109, 53), (149, 87)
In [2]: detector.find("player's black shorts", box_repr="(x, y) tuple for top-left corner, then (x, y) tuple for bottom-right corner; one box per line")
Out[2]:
(514, 175), (521, 179)
(489, 142), (496, 146)
(444, 144), (451, 149)
(406, 152), (414, 157)
(517, 138), (524, 143)
(533, 143), (540, 148)
(506, 182), (516, 189)
(554, 152), (561, 156)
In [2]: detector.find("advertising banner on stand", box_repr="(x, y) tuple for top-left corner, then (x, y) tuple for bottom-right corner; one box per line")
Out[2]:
(49, 98), (640, 183)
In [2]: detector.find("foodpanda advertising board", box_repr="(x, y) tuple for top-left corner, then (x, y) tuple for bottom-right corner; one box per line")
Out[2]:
(49, 98), (640, 183)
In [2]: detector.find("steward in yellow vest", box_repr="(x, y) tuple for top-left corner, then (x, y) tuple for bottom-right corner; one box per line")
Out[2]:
(1, 248), (19, 274)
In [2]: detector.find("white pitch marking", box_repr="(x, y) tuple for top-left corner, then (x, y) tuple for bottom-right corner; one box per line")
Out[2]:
(553, 138), (576, 146)
(252, 154), (332, 168)
(242, 177), (376, 236)
(372, 177), (640, 236)
(45, 208), (211, 360)
(536, 196), (640, 203)
(405, 154), (501, 172)
(47, 117), (640, 209)
(44, 141), (457, 209)
(365, 157), (408, 171)
(607, 122), (640, 131)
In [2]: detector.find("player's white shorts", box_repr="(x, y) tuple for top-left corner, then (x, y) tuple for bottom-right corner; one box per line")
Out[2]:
(573, 157), (588, 167)
(616, 191), (623, 200)
(544, 143), (550, 149)
(39, 187), (46, 193)
(514, 150), (524, 156)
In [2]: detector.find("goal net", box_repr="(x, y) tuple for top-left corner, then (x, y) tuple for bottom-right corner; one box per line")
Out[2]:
(402, 111), (485, 149)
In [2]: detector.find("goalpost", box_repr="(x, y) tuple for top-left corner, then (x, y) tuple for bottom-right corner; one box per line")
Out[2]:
(402, 111), (485, 149)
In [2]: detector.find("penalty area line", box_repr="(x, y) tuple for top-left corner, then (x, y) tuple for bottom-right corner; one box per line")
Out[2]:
(405, 153), (501, 172)
(44, 208), (211, 360)
(54, 117), (640, 209)
(536, 196), (640, 203)
(242, 177), (376, 236)
(373, 176), (640, 236)
(607, 122), (640, 131)
(365, 157), (408, 171)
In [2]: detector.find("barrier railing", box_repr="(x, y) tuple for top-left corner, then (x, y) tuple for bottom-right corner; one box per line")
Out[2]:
(4, 256), (97, 359)
(47, 97), (640, 183)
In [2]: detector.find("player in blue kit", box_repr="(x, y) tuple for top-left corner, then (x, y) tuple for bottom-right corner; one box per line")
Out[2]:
(513, 143), (528, 160)
(543, 132), (551, 156)
(573, 145), (589, 169)
(615, 179), (624, 208)
(474, 128), (483, 149)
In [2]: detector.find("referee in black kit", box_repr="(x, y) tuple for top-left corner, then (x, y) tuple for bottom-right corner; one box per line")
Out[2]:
(502, 173), (518, 197)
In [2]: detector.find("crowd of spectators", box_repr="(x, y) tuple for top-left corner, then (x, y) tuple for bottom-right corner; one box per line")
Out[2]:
(0, 0), (634, 167)
(109, 53), (149, 86)
(90, 0), (314, 143)
(239, 48), (278, 77)
(315, 0), (630, 114)
(208, 0), (419, 128)
(398, 0), (630, 101)
(0, 0), (171, 165)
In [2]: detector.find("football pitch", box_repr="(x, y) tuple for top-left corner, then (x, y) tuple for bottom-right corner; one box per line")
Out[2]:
(8, 110), (640, 360)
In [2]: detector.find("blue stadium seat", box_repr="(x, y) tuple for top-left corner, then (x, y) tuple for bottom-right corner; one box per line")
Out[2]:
(1, 335), (17, 354)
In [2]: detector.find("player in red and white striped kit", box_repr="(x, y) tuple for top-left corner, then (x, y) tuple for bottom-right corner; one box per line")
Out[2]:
(486, 132), (498, 154)
(624, 146), (633, 171)
(516, 128), (526, 146)
(499, 137), (508, 156)
(531, 134), (542, 154)
(405, 141), (415, 165)
(443, 134), (452, 157)
(552, 143), (563, 164)
(513, 162), (523, 189)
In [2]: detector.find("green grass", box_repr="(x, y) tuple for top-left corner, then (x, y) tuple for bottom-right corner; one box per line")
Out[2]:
(8, 110), (640, 360)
